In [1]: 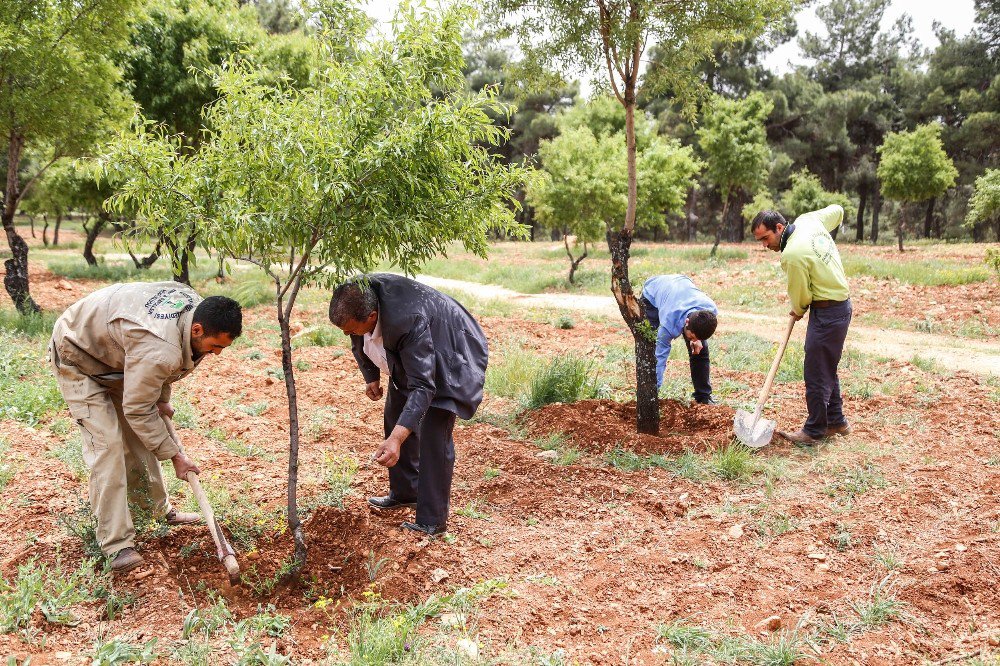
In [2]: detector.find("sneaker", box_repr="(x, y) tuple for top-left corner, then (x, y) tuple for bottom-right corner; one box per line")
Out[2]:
(165, 509), (201, 525)
(368, 496), (417, 510)
(110, 547), (144, 573)
(401, 521), (447, 536)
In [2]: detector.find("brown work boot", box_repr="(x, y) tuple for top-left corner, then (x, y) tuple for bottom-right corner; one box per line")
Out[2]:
(826, 422), (853, 437)
(777, 429), (821, 445)
(165, 509), (201, 525)
(110, 547), (144, 573)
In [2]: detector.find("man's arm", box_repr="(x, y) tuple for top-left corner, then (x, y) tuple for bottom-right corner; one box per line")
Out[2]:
(394, 315), (436, 432)
(654, 326), (672, 389)
(784, 259), (813, 317)
(818, 205), (844, 234)
(121, 332), (181, 461)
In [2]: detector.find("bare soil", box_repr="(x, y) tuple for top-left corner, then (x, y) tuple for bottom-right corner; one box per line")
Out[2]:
(1, 267), (999, 664)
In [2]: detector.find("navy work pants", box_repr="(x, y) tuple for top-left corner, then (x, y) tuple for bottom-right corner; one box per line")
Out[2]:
(384, 381), (456, 527)
(803, 299), (853, 438)
(643, 299), (712, 403)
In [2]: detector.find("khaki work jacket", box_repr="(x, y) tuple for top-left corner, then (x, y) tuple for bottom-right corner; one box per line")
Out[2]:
(52, 282), (202, 460)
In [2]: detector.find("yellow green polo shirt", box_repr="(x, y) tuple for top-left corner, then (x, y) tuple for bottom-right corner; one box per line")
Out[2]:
(779, 205), (850, 316)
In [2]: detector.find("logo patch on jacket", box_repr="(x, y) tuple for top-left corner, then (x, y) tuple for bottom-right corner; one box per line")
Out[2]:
(144, 289), (195, 320)
(811, 234), (835, 265)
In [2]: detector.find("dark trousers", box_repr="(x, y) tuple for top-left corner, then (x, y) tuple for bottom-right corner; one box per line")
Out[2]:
(384, 382), (457, 526)
(642, 299), (712, 402)
(803, 299), (852, 438)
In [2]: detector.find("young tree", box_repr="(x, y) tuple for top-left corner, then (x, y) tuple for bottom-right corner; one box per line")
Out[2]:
(780, 169), (851, 224)
(0, 0), (138, 312)
(529, 113), (700, 283)
(486, 0), (790, 434)
(102, 4), (527, 568)
(965, 169), (1000, 240)
(697, 92), (773, 248)
(876, 123), (958, 251)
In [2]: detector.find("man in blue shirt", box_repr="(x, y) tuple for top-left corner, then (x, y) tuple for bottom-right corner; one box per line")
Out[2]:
(640, 274), (719, 404)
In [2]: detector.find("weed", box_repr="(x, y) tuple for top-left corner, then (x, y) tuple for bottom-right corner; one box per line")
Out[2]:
(292, 325), (347, 349)
(485, 344), (541, 400)
(365, 551), (392, 583)
(181, 479), (282, 552)
(58, 497), (103, 559)
(456, 500), (491, 520)
(553, 315), (575, 330)
(873, 546), (904, 570)
(824, 464), (888, 501)
(171, 393), (199, 428)
(0, 439), (15, 493)
(240, 557), (296, 596)
(0, 556), (106, 639)
(668, 450), (707, 481)
(238, 605), (291, 637)
(604, 447), (670, 472)
(911, 354), (944, 373)
(483, 466), (501, 480)
(708, 443), (761, 482)
(181, 594), (232, 639)
(91, 638), (159, 665)
(0, 331), (64, 426)
(48, 433), (88, 480)
(308, 452), (358, 509)
(656, 620), (714, 651)
(853, 578), (906, 628)
(304, 407), (339, 441)
(238, 401), (270, 417)
(829, 523), (853, 551)
(525, 355), (603, 409)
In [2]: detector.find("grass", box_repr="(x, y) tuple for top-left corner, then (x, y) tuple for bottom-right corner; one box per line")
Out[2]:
(0, 327), (64, 426)
(824, 464), (888, 502)
(292, 325), (349, 349)
(525, 355), (605, 409)
(533, 432), (583, 466)
(0, 437), (16, 494)
(48, 433), (89, 480)
(873, 545), (904, 570)
(181, 478), (284, 552)
(707, 443), (762, 482)
(484, 344), (542, 400)
(852, 579), (906, 629)
(843, 255), (991, 286)
(456, 500), (491, 520)
(655, 620), (811, 666)
(307, 452), (358, 509)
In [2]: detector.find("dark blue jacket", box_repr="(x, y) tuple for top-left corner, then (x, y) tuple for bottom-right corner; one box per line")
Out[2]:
(349, 274), (488, 430)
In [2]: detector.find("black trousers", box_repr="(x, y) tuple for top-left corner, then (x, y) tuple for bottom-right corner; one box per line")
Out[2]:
(384, 382), (457, 527)
(642, 299), (712, 402)
(803, 299), (852, 438)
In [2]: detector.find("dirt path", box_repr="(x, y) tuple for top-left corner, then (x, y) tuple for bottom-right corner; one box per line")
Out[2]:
(416, 274), (1000, 376)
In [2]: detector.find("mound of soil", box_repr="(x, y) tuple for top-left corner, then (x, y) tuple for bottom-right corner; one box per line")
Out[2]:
(526, 399), (736, 455)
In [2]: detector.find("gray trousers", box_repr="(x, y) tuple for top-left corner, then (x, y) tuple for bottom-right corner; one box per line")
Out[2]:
(384, 382), (457, 527)
(803, 299), (853, 438)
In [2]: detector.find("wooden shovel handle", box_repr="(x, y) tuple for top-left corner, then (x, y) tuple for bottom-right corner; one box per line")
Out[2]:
(752, 314), (797, 421)
(161, 415), (240, 581)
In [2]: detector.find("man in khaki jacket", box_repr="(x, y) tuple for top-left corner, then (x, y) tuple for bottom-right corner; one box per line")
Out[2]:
(50, 282), (242, 571)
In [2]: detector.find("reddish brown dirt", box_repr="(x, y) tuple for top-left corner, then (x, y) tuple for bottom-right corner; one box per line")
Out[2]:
(527, 399), (737, 455)
(1, 269), (1000, 663)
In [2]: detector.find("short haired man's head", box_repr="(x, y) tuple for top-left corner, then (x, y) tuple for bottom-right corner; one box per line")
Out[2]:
(751, 210), (787, 253)
(191, 295), (242, 356)
(684, 310), (718, 342)
(329, 281), (379, 336)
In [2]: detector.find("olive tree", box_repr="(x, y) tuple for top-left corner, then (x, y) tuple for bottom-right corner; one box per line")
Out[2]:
(102, 3), (528, 568)
(877, 123), (958, 251)
(486, 0), (790, 433)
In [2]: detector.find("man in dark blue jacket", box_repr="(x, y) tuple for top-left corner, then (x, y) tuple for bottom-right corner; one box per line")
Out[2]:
(329, 274), (488, 536)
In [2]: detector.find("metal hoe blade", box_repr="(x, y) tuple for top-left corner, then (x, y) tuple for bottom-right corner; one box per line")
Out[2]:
(734, 409), (776, 449)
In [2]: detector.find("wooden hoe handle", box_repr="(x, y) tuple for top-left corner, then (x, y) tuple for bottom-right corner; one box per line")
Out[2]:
(161, 415), (241, 583)
(752, 314), (798, 421)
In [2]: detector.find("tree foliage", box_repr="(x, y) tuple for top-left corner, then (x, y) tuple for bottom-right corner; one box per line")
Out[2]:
(780, 169), (851, 220)
(877, 123), (958, 204)
(101, 2), (528, 567)
(966, 169), (1000, 228)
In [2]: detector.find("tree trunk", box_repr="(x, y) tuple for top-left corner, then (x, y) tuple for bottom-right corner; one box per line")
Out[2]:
(871, 186), (881, 244)
(923, 197), (935, 239)
(129, 242), (161, 269)
(278, 281), (307, 569)
(3, 134), (39, 313)
(83, 215), (108, 266)
(711, 196), (730, 257)
(173, 232), (197, 285)
(28, 215), (35, 238)
(42, 214), (49, 247)
(564, 235), (587, 285)
(685, 187), (698, 242)
(607, 229), (659, 435)
(896, 204), (904, 253)
(53, 215), (62, 246)
(855, 187), (867, 242)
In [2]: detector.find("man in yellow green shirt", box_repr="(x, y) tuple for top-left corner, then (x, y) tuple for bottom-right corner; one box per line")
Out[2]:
(751, 204), (853, 444)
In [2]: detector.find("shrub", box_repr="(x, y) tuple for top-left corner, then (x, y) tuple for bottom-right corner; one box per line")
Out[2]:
(525, 355), (602, 409)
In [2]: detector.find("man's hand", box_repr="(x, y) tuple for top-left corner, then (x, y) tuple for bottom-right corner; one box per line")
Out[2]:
(374, 438), (402, 467)
(365, 380), (384, 401)
(157, 401), (175, 418)
(789, 310), (804, 321)
(689, 339), (704, 355)
(171, 451), (201, 480)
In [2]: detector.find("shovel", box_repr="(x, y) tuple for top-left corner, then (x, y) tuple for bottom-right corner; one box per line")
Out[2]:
(733, 314), (797, 448)
(161, 414), (241, 584)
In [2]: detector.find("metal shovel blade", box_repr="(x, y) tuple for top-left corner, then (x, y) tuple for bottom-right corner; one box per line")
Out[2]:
(733, 409), (776, 449)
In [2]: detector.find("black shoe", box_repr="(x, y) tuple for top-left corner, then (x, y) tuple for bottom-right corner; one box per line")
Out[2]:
(695, 396), (717, 405)
(368, 496), (417, 510)
(401, 521), (447, 536)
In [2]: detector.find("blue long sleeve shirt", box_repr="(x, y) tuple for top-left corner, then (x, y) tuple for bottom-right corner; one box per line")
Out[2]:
(641, 274), (717, 388)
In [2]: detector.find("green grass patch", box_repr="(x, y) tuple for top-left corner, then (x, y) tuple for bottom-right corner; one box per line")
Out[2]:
(824, 464), (888, 502)
(655, 619), (811, 666)
(181, 479), (283, 552)
(852, 579), (906, 629)
(533, 432), (583, 466)
(0, 330), (64, 426)
(708, 443), (763, 482)
(306, 452), (358, 509)
(292, 325), (348, 349)
(48, 433), (89, 481)
(484, 344), (542, 400)
(525, 355), (605, 409)
(0, 556), (108, 640)
(844, 256), (990, 286)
